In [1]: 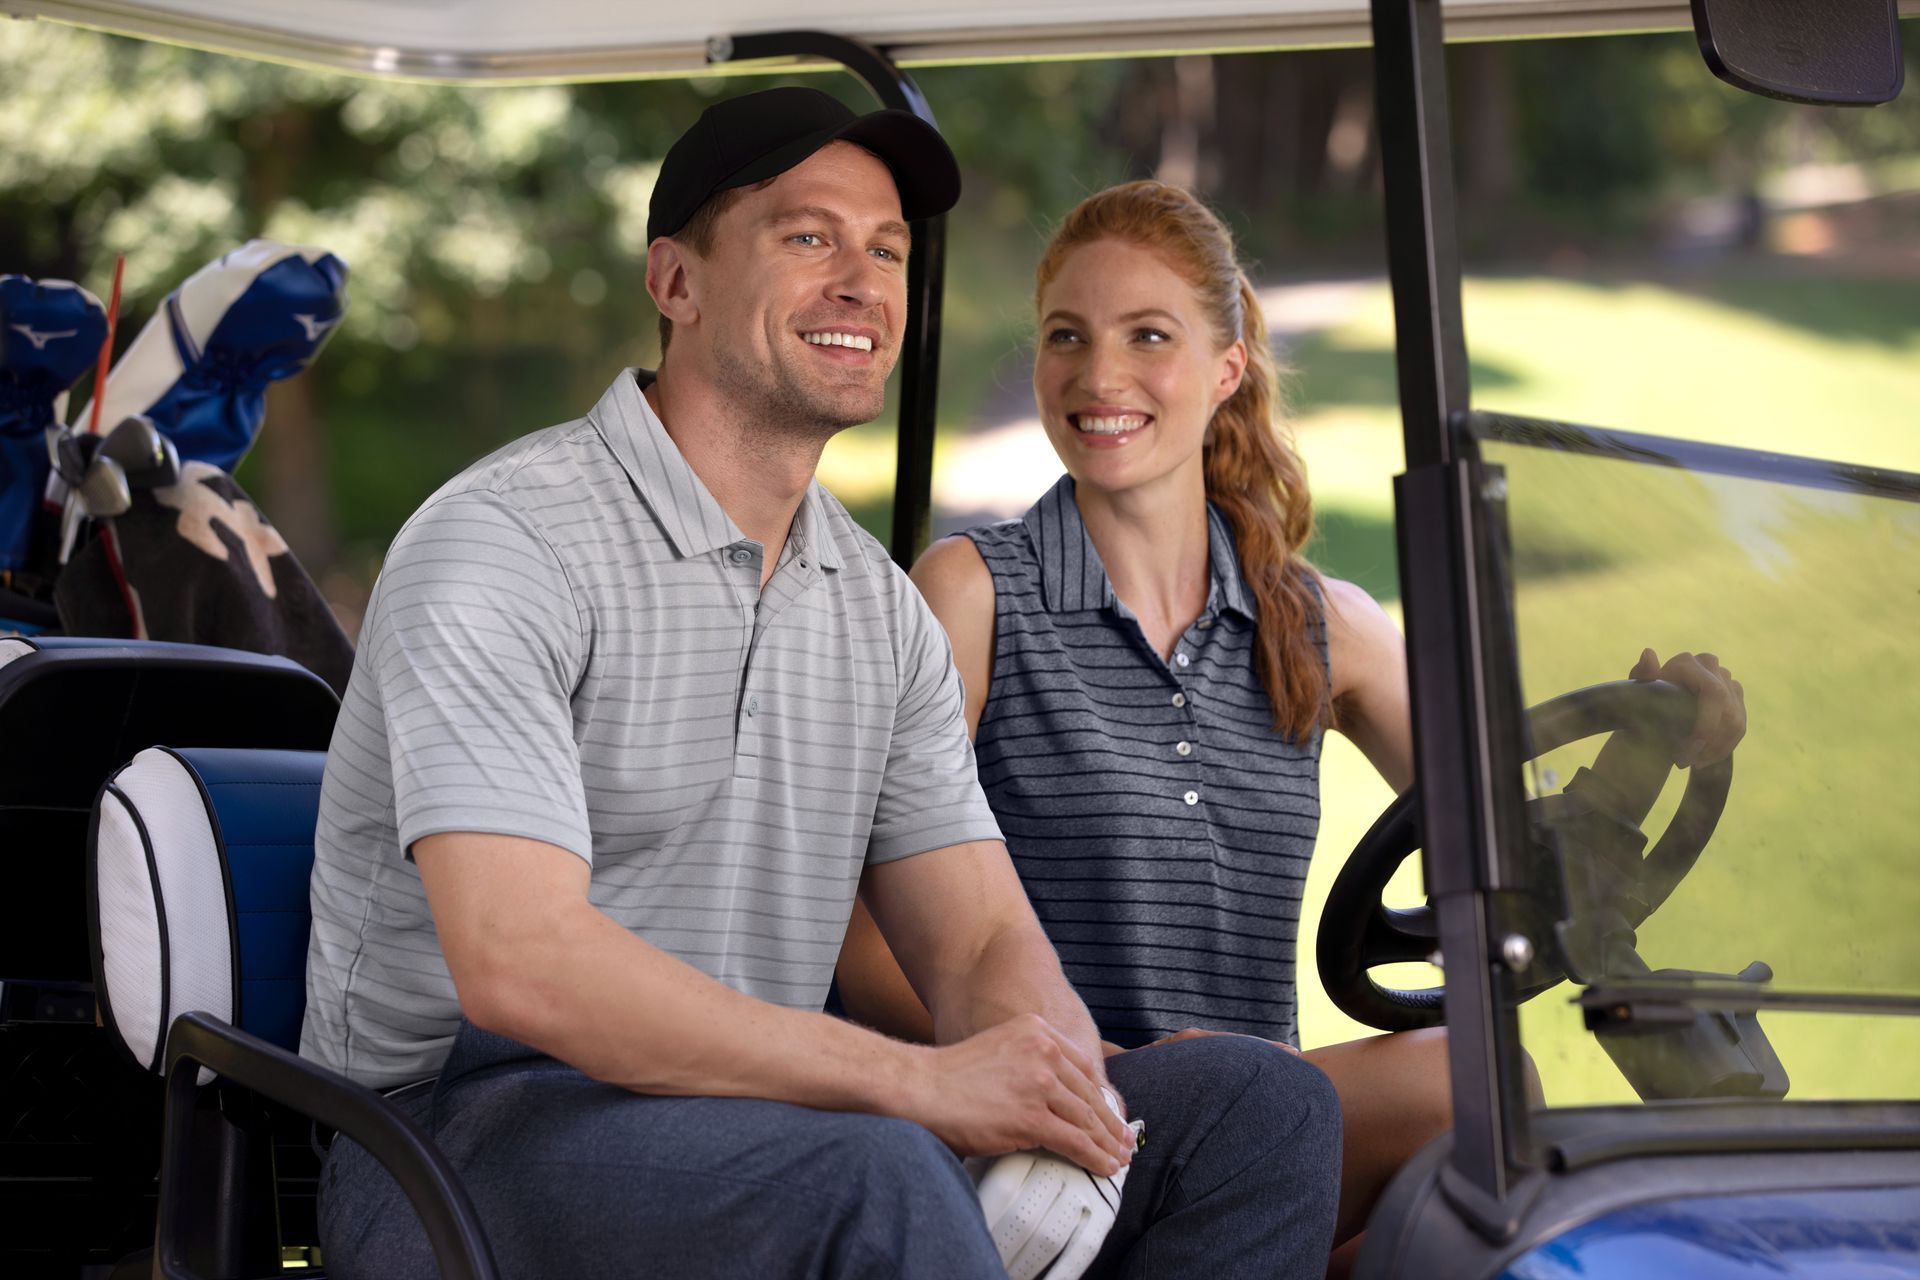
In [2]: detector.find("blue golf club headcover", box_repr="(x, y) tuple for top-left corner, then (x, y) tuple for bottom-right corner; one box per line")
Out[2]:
(77, 241), (349, 474)
(1, 275), (108, 572)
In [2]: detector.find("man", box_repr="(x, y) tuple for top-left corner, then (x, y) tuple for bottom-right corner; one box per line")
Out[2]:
(305, 87), (1340, 1278)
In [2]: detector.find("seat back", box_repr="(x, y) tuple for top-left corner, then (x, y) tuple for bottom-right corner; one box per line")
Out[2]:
(0, 637), (338, 990)
(0, 641), (336, 1269)
(90, 747), (326, 1076)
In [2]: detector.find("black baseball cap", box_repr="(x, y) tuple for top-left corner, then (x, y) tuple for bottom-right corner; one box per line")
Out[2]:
(646, 86), (961, 243)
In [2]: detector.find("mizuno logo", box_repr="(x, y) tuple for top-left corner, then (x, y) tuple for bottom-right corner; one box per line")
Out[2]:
(9, 324), (79, 351)
(293, 313), (342, 342)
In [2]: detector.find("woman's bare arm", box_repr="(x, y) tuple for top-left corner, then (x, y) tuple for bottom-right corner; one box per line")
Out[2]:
(1323, 576), (1415, 794)
(837, 534), (996, 1040)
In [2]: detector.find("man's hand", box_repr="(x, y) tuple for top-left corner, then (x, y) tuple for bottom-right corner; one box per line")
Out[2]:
(965, 1086), (1141, 1280)
(905, 1014), (1135, 1176)
(1629, 649), (1746, 767)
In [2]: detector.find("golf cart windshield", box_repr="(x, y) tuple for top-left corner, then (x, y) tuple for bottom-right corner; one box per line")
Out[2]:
(1472, 413), (1920, 1109)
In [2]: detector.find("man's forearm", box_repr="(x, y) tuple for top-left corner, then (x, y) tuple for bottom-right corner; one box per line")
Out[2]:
(465, 894), (929, 1116)
(926, 920), (1110, 1084)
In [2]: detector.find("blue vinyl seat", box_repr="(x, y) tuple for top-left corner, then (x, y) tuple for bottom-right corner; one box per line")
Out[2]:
(0, 636), (340, 1271)
(89, 745), (497, 1280)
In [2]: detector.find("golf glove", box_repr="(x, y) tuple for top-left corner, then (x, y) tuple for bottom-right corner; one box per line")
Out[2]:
(966, 1091), (1142, 1280)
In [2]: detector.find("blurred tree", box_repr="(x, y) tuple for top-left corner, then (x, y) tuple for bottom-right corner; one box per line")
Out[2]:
(3, 17), (1912, 592)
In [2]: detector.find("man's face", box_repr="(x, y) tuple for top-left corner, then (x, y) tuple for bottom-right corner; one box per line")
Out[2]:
(689, 142), (910, 437)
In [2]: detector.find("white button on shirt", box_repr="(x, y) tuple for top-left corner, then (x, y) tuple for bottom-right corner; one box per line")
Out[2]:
(1176, 741), (1193, 757)
(1171, 692), (1186, 708)
(1175, 652), (1190, 668)
(1183, 790), (1199, 806)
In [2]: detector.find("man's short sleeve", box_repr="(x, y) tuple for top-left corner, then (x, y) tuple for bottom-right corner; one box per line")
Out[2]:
(865, 576), (1002, 864)
(362, 490), (593, 861)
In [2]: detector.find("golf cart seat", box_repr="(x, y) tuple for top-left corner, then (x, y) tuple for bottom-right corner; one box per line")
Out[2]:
(0, 637), (339, 1268)
(89, 744), (496, 1279)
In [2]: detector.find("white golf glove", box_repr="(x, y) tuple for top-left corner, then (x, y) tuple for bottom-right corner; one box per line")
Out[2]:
(966, 1090), (1143, 1280)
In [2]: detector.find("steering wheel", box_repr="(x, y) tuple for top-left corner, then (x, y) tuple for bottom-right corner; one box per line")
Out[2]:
(1314, 679), (1734, 1033)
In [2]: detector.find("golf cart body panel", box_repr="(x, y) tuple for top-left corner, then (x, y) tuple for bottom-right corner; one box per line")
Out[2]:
(1498, 1184), (1920, 1279)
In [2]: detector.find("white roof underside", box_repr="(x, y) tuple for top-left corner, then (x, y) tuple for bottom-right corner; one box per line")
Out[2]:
(7, 0), (1832, 82)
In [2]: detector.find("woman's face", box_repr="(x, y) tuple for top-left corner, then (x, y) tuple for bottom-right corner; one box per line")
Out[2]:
(1034, 237), (1246, 500)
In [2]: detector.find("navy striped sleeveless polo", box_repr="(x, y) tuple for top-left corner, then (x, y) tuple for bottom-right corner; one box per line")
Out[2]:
(967, 476), (1328, 1049)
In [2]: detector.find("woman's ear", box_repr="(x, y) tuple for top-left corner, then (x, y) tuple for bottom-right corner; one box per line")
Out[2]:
(646, 237), (699, 331)
(1215, 338), (1249, 406)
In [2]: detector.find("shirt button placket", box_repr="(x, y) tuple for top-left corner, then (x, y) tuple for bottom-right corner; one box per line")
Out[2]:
(1173, 687), (1196, 804)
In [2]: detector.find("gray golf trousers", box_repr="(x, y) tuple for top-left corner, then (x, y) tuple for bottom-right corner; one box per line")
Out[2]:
(317, 1021), (1341, 1278)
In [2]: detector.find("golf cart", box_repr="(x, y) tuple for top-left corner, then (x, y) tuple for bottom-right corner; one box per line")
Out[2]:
(1, 0), (1916, 1276)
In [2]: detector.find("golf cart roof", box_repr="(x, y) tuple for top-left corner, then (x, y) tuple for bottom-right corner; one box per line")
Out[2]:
(14, 0), (1871, 82)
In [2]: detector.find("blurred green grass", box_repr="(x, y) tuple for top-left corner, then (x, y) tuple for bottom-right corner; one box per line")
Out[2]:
(1276, 270), (1920, 1109)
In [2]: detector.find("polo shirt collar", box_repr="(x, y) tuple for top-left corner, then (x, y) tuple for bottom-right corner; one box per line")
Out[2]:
(1025, 474), (1255, 621)
(1203, 503), (1257, 621)
(792, 482), (844, 573)
(590, 368), (839, 572)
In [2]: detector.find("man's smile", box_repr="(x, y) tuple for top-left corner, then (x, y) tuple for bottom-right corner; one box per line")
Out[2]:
(800, 327), (880, 361)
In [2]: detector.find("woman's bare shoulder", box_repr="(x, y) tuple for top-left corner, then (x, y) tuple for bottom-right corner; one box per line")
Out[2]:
(909, 533), (994, 613)
(1317, 574), (1405, 697)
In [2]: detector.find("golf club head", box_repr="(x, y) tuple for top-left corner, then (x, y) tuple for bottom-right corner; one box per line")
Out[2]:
(78, 455), (131, 518)
(99, 416), (180, 489)
(47, 425), (101, 487)
(130, 433), (181, 491)
(97, 415), (166, 471)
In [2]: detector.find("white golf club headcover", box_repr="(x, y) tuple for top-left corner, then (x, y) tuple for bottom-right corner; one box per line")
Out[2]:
(75, 239), (347, 473)
(967, 1091), (1141, 1280)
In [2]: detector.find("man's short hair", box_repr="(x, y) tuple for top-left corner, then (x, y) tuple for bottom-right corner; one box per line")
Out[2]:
(657, 187), (747, 354)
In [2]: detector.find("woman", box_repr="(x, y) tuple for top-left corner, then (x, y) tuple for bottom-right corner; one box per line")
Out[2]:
(838, 180), (1744, 1267)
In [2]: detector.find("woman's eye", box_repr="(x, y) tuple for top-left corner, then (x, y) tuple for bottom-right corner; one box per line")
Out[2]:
(1045, 329), (1083, 345)
(1134, 328), (1171, 343)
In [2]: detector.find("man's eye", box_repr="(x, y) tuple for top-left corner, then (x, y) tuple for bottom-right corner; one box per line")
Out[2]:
(870, 246), (902, 263)
(790, 233), (824, 247)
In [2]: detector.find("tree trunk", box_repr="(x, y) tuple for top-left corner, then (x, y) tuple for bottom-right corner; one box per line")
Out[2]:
(240, 106), (337, 575)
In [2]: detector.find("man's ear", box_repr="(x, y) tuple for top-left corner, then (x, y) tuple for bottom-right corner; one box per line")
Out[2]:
(646, 237), (699, 331)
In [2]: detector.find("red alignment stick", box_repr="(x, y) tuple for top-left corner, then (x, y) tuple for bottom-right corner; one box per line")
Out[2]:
(87, 253), (126, 436)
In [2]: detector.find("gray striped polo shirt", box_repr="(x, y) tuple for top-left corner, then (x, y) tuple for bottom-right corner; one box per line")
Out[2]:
(303, 368), (1001, 1088)
(968, 476), (1326, 1048)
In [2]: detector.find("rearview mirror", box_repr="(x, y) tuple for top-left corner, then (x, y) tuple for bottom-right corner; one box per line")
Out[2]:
(1692, 0), (1905, 105)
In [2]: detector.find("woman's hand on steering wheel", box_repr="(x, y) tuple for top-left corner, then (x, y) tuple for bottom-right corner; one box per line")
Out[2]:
(1628, 649), (1747, 768)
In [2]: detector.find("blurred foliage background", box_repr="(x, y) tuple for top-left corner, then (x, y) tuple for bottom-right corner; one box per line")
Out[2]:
(5, 17), (1916, 614)
(4, 14), (1917, 1070)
